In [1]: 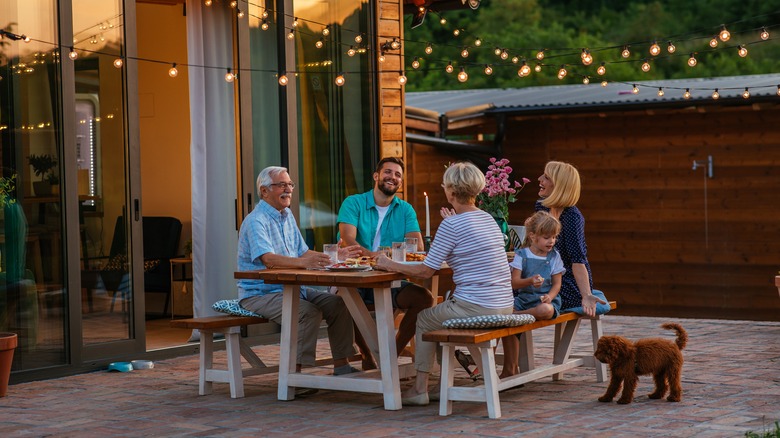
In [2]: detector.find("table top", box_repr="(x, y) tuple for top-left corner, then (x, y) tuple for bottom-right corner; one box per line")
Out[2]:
(234, 268), (407, 288)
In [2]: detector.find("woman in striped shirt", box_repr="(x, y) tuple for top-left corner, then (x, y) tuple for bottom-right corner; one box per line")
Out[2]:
(375, 161), (514, 406)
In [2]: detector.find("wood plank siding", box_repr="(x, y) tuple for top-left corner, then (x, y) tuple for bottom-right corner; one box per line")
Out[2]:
(406, 103), (780, 321)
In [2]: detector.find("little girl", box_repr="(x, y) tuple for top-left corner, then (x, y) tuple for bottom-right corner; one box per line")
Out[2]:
(499, 211), (565, 378)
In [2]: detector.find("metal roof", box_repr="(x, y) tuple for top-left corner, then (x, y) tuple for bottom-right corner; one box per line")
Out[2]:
(405, 74), (780, 119)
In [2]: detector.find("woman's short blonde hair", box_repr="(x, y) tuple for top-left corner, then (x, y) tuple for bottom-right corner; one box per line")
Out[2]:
(442, 162), (485, 204)
(541, 161), (581, 208)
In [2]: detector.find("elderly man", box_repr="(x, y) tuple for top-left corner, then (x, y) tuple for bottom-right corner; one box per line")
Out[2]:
(337, 157), (434, 369)
(238, 166), (360, 377)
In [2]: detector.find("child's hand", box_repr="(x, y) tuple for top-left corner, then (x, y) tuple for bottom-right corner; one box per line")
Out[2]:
(532, 274), (544, 287)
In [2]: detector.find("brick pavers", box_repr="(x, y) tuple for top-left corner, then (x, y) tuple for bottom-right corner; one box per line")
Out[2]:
(1, 316), (779, 437)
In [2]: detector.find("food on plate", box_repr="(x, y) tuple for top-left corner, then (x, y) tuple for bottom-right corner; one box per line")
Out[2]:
(406, 252), (427, 262)
(344, 256), (376, 267)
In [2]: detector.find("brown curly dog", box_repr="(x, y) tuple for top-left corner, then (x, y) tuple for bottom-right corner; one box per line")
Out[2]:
(594, 323), (687, 404)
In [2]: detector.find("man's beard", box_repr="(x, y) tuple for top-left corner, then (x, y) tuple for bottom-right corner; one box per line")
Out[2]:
(378, 179), (399, 196)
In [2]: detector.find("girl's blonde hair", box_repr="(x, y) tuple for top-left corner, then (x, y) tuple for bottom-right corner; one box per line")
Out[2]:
(521, 211), (561, 248)
(442, 161), (485, 204)
(540, 161), (581, 209)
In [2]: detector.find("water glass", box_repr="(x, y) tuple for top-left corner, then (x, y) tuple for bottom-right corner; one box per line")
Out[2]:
(404, 237), (418, 253)
(378, 246), (392, 258)
(323, 244), (339, 265)
(391, 242), (406, 262)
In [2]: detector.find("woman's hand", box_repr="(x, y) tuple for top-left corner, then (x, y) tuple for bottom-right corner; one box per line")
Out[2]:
(373, 253), (391, 271)
(581, 294), (607, 318)
(440, 207), (456, 218)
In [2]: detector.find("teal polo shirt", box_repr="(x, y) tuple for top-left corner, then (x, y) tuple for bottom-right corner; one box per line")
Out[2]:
(337, 190), (421, 250)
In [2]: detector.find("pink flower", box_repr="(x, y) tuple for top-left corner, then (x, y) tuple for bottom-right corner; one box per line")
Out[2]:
(476, 157), (529, 220)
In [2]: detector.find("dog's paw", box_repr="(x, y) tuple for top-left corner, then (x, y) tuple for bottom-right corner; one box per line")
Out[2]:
(667, 395), (681, 402)
(648, 392), (664, 399)
(616, 398), (633, 404)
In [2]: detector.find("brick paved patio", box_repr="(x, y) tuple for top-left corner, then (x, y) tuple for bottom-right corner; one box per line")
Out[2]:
(2, 315), (779, 437)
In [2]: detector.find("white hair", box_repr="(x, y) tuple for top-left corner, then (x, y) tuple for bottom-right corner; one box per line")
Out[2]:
(256, 166), (288, 196)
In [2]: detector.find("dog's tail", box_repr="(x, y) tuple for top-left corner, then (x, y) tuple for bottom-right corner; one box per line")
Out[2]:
(661, 323), (687, 350)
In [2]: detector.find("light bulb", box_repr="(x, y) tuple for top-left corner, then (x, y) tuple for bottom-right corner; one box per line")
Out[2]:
(347, 46), (356, 57)
(641, 61), (651, 72)
(261, 10), (268, 19)
(287, 29), (295, 40)
(461, 48), (469, 58)
(445, 61), (454, 73)
(712, 89), (720, 99)
(667, 41), (676, 53)
(261, 20), (269, 31)
(601, 81), (608, 87)
(225, 69), (235, 82)
(113, 58), (123, 68)
(425, 43), (433, 54)
(777, 85), (780, 97)
(597, 63), (606, 75)
(292, 17), (299, 28)
(632, 84), (639, 94)
(687, 53), (697, 67)
(719, 26), (730, 42)
(68, 48), (78, 60)
(390, 39), (401, 50)
(500, 50), (509, 60)
(582, 76), (590, 85)
(709, 37), (718, 48)
(378, 52), (386, 63)
(457, 67), (468, 83)
(205, 0), (212, 5)
(168, 64), (178, 78)
(649, 41), (660, 56)
(738, 45), (748, 57)
(355, 34), (363, 44)
(512, 56), (519, 64)
(474, 38), (482, 46)
(229, 0), (237, 8)
(534, 63), (542, 73)
(518, 62), (530, 77)
(493, 47), (501, 56)
(657, 87), (665, 97)
(23, 35), (30, 43)
(440, 17), (447, 25)
(742, 88), (750, 99)
(322, 26), (330, 36)
(453, 29), (460, 36)
(278, 74), (288, 86)
(398, 74), (407, 85)
(760, 27), (770, 40)
(411, 57), (420, 69)
(484, 65), (493, 75)
(315, 38), (324, 49)
(557, 66), (567, 79)
(335, 74), (345, 86)
(621, 46), (630, 58)
(581, 49), (592, 65)
(536, 49), (545, 60)
(683, 88), (691, 99)
(237, 9), (245, 18)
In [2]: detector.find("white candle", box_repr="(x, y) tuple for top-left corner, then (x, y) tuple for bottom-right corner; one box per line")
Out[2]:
(424, 192), (430, 236)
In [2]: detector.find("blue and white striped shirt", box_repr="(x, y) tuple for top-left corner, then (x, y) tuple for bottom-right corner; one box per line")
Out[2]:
(236, 201), (308, 298)
(423, 209), (513, 309)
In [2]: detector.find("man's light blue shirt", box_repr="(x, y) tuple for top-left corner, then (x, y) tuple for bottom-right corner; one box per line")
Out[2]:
(237, 201), (308, 298)
(337, 190), (421, 249)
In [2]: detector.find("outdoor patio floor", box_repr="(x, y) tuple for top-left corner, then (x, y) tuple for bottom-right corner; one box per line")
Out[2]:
(2, 315), (779, 437)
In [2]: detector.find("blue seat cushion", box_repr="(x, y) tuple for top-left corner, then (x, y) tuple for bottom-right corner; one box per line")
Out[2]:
(442, 313), (535, 329)
(212, 299), (263, 318)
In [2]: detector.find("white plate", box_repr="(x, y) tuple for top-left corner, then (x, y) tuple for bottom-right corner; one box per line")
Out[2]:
(399, 261), (423, 265)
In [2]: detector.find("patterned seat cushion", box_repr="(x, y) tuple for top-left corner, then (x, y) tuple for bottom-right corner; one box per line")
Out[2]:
(442, 313), (535, 329)
(212, 299), (263, 318)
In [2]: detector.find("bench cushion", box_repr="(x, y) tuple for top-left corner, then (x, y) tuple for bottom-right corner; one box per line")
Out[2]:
(443, 313), (535, 329)
(212, 299), (263, 318)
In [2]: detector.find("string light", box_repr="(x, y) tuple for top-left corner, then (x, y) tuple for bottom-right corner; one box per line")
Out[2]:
(709, 36), (718, 48)
(224, 68), (235, 82)
(322, 26), (330, 36)
(398, 73), (407, 85)
(229, 0), (237, 8)
(411, 57), (420, 69)
(581, 49), (593, 65)
(461, 47), (469, 58)
(687, 53), (698, 67)
(601, 81), (608, 87)
(621, 46), (630, 58)
(457, 67), (468, 82)
(453, 29), (460, 37)
(582, 76), (590, 85)
(315, 38), (324, 49)
(335, 73), (345, 86)
(518, 61), (530, 77)
(641, 60), (651, 72)
(390, 39), (401, 50)
(237, 9), (245, 18)
(445, 61), (454, 73)
(657, 87), (665, 97)
(500, 50), (509, 60)
(354, 34), (363, 44)
(631, 84), (639, 94)
(484, 64), (493, 75)
(425, 43), (433, 55)
(23, 35), (30, 43)
(683, 88), (691, 99)
(597, 62), (606, 75)
(557, 65), (567, 79)
(204, 0), (212, 5)
(287, 28), (295, 40)
(292, 17), (299, 28)
(649, 41), (660, 56)
(738, 45), (748, 57)
(534, 63), (542, 73)
(113, 58), (123, 68)
(168, 63), (178, 78)
(776, 85), (780, 96)
(667, 41), (676, 53)
(760, 27), (770, 40)
(68, 47), (78, 60)
(439, 17), (446, 25)
(536, 49), (545, 60)
(511, 56), (519, 64)
(261, 19), (269, 31)
(712, 88), (720, 99)
(378, 51), (386, 63)
(261, 10), (269, 19)
(278, 74), (288, 86)
(474, 37), (482, 46)
(494, 47), (502, 56)
(347, 46), (356, 57)
(719, 25), (731, 42)
(742, 87), (750, 99)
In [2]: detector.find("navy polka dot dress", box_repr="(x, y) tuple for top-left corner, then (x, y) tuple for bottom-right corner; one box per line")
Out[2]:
(535, 200), (593, 310)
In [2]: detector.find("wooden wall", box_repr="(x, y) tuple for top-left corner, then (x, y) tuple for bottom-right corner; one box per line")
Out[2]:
(377, 0), (405, 162)
(408, 103), (780, 321)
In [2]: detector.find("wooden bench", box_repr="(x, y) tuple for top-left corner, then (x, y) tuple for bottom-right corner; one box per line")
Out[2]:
(422, 301), (617, 419)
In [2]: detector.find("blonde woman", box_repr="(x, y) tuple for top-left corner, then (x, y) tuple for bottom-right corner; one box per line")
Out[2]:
(375, 161), (514, 406)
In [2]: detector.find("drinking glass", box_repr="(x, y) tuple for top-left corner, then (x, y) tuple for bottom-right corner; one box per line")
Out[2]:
(323, 244), (339, 265)
(404, 237), (418, 253)
(378, 246), (392, 258)
(391, 242), (406, 262)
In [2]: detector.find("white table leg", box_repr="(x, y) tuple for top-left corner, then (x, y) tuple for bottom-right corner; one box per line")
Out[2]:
(339, 286), (380, 358)
(278, 285), (300, 401)
(199, 330), (213, 395)
(373, 286), (401, 410)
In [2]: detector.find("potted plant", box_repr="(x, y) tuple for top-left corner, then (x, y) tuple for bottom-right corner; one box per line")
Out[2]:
(27, 154), (58, 196)
(0, 173), (17, 209)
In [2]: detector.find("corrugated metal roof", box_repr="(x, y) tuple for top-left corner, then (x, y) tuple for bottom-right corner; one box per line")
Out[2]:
(405, 74), (780, 119)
